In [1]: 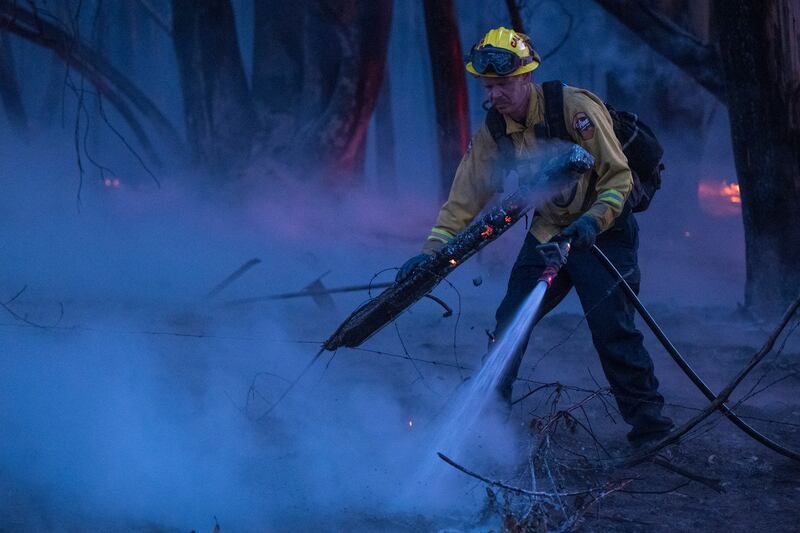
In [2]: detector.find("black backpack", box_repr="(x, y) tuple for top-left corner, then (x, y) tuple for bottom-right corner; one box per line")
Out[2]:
(485, 80), (664, 212)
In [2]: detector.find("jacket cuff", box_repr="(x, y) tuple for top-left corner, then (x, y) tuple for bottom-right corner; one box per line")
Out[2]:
(421, 238), (446, 255)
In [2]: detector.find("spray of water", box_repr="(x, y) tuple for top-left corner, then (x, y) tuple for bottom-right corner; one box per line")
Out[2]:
(405, 280), (551, 497)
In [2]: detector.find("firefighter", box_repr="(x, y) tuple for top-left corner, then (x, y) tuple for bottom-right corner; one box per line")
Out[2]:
(398, 27), (673, 448)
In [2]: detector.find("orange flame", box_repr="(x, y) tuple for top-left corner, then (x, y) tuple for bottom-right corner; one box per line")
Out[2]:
(698, 179), (741, 217)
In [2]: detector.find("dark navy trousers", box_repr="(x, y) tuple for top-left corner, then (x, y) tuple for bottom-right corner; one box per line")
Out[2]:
(494, 212), (673, 443)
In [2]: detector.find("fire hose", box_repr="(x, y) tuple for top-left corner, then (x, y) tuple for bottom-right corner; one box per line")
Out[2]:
(535, 240), (800, 462)
(590, 244), (800, 462)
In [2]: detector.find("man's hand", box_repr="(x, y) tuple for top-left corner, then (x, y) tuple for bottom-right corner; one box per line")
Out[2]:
(396, 237), (448, 281)
(396, 254), (430, 281)
(562, 215), (600, 251)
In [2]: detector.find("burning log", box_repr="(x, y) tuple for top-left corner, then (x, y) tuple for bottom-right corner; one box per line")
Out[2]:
(322, 145), (594, 352)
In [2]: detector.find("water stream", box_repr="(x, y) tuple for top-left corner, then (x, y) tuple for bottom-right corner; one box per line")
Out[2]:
(412, 280), (551, 489)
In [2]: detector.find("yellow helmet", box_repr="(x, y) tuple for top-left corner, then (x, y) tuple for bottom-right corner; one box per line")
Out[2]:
(465, 27), (541, 77)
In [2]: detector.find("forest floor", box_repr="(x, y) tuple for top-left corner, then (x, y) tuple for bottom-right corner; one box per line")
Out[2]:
(1, 240), (799, 532)
(316, 290), (800, 533)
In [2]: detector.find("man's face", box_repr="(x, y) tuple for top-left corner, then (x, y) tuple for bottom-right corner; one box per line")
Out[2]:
(480, 73), (531, 114)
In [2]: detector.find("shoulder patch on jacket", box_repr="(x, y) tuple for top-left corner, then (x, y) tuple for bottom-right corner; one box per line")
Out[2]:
(572, 112), (595, 140)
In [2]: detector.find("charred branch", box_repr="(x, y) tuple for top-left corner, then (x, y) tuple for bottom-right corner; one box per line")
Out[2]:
(135, 0), (171, 36)
(505, 0), (526, 33)
(0, 0), (184, 163)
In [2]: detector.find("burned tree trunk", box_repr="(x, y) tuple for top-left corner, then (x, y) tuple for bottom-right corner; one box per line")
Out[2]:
(594, 0), (800, 315)
(171, 0), (255, 174)
(296, 1), (393, 185)
(375, 71), (397, 193)
(714, 0), (800, 312)
(0, 32), (27, 135)
(423, 0), (470, 200)
(252, 2), (305, 133)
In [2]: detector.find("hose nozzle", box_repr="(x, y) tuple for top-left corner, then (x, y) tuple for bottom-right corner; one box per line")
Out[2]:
(536, 240), (571, 286)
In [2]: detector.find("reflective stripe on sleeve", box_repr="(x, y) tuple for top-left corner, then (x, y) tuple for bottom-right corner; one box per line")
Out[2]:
(431, 227), (455, 239)
(598, 189), (624, 207)
(428, 227), (455, 244)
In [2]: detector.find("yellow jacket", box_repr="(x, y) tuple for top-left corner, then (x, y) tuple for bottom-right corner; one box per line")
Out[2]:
(424, 83), (632, 252)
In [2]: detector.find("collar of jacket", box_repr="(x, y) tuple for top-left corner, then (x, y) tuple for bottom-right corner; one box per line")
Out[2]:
(502, 83), (543, 135)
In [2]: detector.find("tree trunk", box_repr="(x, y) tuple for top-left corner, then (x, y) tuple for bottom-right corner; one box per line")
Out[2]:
(0, 31), (27, 135)
(171, 0), (255, 174)
(252, 1), (305, 132)
(291, 0), (393, 185)
(714, 0), (800, 313)
(422, 0), (470, 200)
(375, 70), (397, 193)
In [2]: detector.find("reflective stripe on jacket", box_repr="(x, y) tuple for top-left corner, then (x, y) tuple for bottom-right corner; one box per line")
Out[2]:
(424, 83), (633, 249)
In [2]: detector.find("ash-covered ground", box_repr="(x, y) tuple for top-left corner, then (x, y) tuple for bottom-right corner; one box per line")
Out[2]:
(1, 146), (798, 532)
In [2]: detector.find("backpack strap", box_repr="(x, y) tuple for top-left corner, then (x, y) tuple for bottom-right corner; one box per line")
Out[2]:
(486, 106), (515, 161)
(485, 106), (515, 191)
(539, 80), (571, 141)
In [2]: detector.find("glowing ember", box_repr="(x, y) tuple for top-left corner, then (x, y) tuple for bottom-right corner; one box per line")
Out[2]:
(449, 259), (458, 266)
(480, 226), (494, 238)
(504, 215), (513, 223)
(698, 179), (741, 217)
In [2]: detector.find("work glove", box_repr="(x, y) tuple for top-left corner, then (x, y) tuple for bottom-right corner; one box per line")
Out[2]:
(396, 239), (444, 281)
(561, 215), (600, 251)
(396, 254), (429, 281)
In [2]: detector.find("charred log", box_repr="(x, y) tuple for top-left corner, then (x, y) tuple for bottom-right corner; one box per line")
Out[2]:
(323, 146), (593, 351)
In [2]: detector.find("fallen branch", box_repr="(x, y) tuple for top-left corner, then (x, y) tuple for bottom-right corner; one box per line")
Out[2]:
(651, 456), (723, 493)
(0, 1), (185, 161)
(621, 293), (800, 467)
(206, 258), (261, 300)
(437, 452), (623, 499)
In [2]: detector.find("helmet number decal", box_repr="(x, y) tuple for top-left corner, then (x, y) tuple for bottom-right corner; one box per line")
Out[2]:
(510, 36), (519, 48)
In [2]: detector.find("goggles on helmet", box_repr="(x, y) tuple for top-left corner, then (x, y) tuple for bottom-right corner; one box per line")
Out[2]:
(468, 45), (532, 76)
